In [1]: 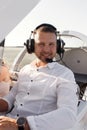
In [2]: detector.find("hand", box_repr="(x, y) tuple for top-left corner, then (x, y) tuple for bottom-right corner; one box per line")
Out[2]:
(0, 116), (17, 130)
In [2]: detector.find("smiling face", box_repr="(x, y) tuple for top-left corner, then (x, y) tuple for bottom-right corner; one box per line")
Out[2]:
(34, 30), (57, 64)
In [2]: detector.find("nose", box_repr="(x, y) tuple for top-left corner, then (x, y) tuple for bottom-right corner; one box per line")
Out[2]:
(43, 45), (50, 52)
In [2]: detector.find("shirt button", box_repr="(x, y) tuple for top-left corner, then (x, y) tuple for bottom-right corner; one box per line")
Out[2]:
(31, 80), (33, 82)
(27, 92), (29, 95)
(17, 114), (19, 117)
(37, 69), (39, 71)
(20, 104), (23, 106)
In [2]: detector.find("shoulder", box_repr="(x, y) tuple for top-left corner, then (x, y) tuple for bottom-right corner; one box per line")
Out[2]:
(19, 63), (34, 75)
(54, 62), (75, 81)
(54, 62), (72, 72)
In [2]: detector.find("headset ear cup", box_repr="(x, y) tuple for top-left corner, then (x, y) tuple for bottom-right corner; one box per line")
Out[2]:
(57, 39), (61, 55)
(25, 39), (35, 54)
(30, 39), (35, 53)
(57, 39), (65, 58)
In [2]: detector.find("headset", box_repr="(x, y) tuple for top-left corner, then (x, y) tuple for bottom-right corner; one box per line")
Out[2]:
(24, 23), (65, 59)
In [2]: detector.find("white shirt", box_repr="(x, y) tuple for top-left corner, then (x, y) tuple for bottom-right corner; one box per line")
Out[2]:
(3, 62), (78, 130)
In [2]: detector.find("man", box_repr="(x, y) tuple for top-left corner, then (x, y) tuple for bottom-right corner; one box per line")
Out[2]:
(0, 23), (78, 130)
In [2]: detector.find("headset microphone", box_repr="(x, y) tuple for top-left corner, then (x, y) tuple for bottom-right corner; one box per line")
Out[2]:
(46, 58), (60, 63)
(45, 58), (53, 63)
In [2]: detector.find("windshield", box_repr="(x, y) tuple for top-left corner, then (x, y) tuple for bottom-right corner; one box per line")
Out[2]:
(61, 36), (85, 48)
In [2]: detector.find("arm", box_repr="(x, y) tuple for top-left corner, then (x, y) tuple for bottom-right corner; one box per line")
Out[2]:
(0, 99), (8, 112)
(0, 65), (11, 82)
(0, 116), (30, 130)
(0, 82), (18, 112)
(0, 65), (11, 97)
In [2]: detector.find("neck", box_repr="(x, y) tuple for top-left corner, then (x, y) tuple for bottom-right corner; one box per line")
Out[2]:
(35, 59), (47, 67)
(36, 61), (47, 67)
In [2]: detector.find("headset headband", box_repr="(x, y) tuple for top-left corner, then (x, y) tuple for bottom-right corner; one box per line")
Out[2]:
(35, 23), (57, 31)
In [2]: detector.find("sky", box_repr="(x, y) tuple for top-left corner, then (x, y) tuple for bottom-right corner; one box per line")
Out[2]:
(5, 0), (87, 46)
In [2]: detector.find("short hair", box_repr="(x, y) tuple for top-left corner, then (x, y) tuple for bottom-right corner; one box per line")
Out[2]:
(34, 23), (57, 36)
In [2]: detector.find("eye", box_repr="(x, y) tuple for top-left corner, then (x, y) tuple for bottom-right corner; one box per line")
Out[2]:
(38, 43), (45, 47)
(49, 43), (56, 47)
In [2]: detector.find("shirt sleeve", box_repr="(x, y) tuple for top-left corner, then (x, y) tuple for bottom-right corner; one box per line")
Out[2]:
(27, 80), (78, 130)
(2, 68), (27, 111)
(2, 82), (18, 111)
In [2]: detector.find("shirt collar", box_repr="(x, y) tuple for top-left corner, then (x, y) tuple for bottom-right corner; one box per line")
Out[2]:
(46, 62), (57, 69)
(31, 59), (57, 69)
